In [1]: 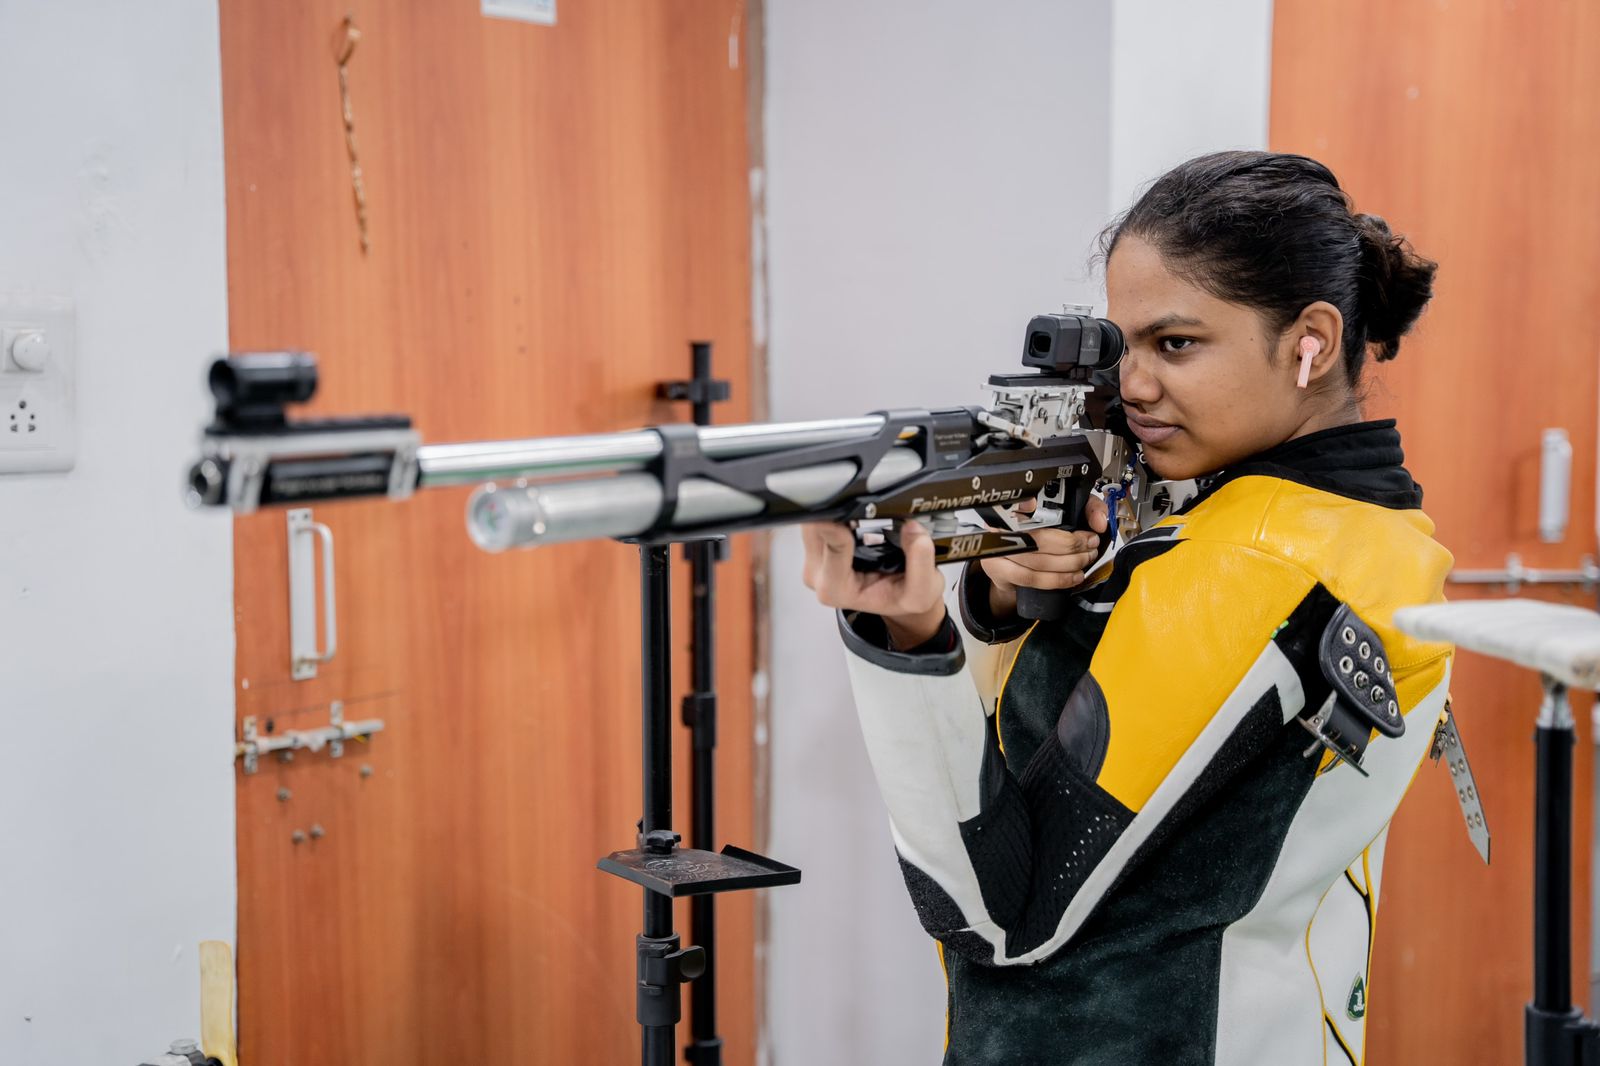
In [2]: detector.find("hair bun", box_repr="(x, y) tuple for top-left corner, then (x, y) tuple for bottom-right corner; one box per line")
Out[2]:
(1355, 213), (1438, 362)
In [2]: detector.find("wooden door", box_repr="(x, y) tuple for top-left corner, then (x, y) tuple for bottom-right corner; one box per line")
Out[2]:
(219, 3), (758, 1063)
(1271, 2), (1600, 1062)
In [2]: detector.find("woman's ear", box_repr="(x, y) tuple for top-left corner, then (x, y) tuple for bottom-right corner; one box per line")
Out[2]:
(1290, 301), (1344, 386)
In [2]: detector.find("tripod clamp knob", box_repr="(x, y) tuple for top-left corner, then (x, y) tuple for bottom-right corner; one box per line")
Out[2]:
(657, 378), (730, 405)
(637, 932), (706, 1027)
(640, 829), (680, 854)
(644, 944), (707, 986)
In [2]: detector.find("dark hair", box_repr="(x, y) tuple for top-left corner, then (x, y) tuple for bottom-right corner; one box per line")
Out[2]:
(1100, 151), (1437, 387)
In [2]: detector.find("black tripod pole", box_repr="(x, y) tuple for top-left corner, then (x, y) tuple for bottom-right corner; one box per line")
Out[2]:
(685, 341), (727, 1066)
(639, 543), (679, 1066)
(636, 544), (704, 1066)
(684, 533), (721, 1066)
(1525, 675), (1600, 1066)
(662, 342), (730, 1066)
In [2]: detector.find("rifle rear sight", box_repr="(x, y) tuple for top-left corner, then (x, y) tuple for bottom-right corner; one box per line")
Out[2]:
(1020, 312), (1126, 380)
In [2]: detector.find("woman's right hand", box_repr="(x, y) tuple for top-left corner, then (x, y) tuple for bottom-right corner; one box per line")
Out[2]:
(801, 520), (947, 648)
(979, 495), (1110, 619)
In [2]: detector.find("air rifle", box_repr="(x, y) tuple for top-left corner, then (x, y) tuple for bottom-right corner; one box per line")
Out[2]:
(187, 311), (1183, 618)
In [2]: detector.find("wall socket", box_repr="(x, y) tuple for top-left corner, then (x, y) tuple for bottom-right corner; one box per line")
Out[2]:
(0, 293), (76, 474)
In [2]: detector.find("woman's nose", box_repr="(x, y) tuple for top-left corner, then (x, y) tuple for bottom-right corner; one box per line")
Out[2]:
(1119, 350), (1160, 405)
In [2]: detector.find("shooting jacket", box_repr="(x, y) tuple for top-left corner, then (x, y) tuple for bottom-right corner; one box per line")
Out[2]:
(838, 420), (1454, 1066)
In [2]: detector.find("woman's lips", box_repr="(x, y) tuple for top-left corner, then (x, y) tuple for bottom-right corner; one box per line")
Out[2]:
(1125, 413), (1180, 446)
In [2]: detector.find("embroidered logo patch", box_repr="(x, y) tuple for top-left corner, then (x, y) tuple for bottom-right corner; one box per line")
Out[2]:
(1346, 975), (1367, 1020)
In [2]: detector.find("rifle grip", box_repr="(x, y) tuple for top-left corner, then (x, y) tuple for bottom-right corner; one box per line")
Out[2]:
(1016, 585), (1069, 621)
(1015, 488), (1116, 621)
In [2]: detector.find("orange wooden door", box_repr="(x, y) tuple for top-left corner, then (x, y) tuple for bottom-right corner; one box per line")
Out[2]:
(218, 3), (758, 1063)
(1272, 2), (1600, 1062)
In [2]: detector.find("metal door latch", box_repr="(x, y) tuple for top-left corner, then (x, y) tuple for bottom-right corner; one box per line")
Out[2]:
(1447, 552), (1598, 593)
(237, 701), (384, 774)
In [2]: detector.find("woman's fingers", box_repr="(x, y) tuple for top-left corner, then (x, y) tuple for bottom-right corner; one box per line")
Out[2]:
(899, 522), (945, 608)
(901, 519), (935, 577)
(1004, 545), (1100, 575)
(800, 524), (824, 589)
(803, 520), (946, 616)
(808, 521), (856, 553)
(982, 555), (1087, 591)
(1085, 493), (1110, 533)
(807, 514), (1103, 609)
(1011, 526), (1100, 556)
(1001, 527), (1100, 569)
(812, 524), (863, 607)
(801, 523), (848, 586)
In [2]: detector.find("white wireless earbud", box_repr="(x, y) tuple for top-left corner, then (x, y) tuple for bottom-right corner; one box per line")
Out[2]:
(1296, 336), (1321, 389)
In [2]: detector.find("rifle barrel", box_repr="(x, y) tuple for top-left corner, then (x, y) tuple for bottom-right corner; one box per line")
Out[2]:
(418, 416), (887, 488)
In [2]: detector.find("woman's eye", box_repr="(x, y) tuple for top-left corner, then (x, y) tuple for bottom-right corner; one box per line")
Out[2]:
(1157, 336), (1196, 354)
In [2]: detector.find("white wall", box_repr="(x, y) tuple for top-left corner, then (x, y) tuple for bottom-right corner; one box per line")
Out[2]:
(0, 4), (236, 1064)
(761, 2), (1272, 1063)
(762, 3), (1113, 1063)
(1109, 0), (1275, 212)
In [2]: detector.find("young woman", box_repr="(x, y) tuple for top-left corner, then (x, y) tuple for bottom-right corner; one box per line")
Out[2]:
(801, 151), (1450, 1065)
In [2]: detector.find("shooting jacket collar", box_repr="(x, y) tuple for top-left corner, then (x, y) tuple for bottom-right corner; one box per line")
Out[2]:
(1182, 419), (1424, 513)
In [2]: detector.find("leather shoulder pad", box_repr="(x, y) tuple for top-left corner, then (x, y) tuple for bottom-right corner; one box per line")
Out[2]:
(1319, 603), (1405, 738)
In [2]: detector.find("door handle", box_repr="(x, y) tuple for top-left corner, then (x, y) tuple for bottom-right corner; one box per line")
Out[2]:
(1540, 427), (1572, 544)
(288, 508), (338, 679)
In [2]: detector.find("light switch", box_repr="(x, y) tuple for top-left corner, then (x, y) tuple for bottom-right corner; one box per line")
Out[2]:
(0, 294), (76, 474)
(8, 330), (51, 372)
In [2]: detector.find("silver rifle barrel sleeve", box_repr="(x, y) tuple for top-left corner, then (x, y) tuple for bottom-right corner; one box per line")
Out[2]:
(466, 446), (924, 552)
(419, 415), (888, 487)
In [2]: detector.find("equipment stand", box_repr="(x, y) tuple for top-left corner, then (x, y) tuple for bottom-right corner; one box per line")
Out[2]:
(684, 534), (722, 1066)
(598, 344), (799, 1066)
(1526, 676), (1600, 1066)
(663, 343), (732, 1066)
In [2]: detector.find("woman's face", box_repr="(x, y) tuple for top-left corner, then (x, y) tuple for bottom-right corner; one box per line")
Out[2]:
(1105, 235), (1325, 481)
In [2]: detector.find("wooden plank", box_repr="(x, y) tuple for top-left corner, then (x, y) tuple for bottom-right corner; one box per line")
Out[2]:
(200, 940), (238, 1066)
(1271, 2), (1600, 1061)
(219, 2), (758, 1062)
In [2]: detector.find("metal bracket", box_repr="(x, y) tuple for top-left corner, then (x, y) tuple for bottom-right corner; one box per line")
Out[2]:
(1431, 701), (1491, 864)
(980, 381), (1089, 445)
(237, 700), (384, 774)
(1298, 693), (1371, 778)
(1447, 552), (1598, 594)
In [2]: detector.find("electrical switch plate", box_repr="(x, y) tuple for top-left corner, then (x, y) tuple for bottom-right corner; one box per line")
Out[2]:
(0, 293), (76, 474)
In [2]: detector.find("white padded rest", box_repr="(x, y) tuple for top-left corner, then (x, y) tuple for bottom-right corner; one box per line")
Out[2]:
(1394, 599), (1600, 691)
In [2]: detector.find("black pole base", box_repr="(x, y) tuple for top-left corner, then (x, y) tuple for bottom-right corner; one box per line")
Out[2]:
(1527, 685), (1600, 1066)
(1526, 1003), (1600, 1066)
(685, 1036), (724, 1066)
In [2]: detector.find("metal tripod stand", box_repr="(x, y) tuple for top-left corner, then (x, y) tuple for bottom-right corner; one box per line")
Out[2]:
(667, 342), (735, 1066)
(1525, 675), (1600, 1065)
(1397, 599), (1600, 1066)
(596, 343), (801, 1066)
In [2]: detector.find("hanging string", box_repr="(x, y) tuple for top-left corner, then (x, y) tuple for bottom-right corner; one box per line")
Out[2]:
(335, 15), (370, 254)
